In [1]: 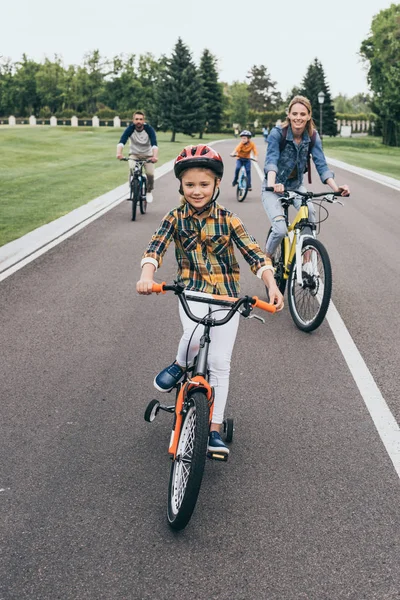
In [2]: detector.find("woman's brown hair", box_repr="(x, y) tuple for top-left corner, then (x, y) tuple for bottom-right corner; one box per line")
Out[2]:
(282, 95), (316, 136)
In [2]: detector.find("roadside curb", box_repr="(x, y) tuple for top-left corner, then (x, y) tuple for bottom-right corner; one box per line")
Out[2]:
(0, 159), (173, 280)
(0, 140), (230, 281)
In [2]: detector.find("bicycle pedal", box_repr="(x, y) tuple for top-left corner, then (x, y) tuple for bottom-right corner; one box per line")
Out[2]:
(207, 451), (229, 462)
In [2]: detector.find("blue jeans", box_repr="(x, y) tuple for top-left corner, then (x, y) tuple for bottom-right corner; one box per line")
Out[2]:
(233, 158), (251, 187)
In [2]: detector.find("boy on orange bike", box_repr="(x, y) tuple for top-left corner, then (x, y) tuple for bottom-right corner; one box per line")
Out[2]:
(230, 130), (258, 191)
(136, 145), (283, 457)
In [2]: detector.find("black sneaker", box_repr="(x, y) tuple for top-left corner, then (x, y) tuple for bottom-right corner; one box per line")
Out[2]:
(154, 362), (185, 392)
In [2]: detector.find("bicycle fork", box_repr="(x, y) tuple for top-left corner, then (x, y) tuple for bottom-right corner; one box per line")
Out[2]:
(284, 229), (316, 287)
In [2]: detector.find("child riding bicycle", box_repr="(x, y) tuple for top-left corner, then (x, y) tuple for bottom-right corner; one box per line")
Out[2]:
(263, 95), (350, 260)
(137, 145), (283, 456)
(231, 130), (258, 191)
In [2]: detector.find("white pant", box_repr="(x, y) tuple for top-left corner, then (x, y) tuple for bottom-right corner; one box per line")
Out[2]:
(176, 291), (240, 424)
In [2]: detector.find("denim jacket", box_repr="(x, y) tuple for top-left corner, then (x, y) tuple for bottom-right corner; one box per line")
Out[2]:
(264, 125), (334, 189)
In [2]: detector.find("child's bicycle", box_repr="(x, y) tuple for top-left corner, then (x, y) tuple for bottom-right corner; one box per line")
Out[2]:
(264, 187), (346, 332)
(144, 281), (276, 530)
(120, 157), (151, 221)
(232, 157), (257, 202)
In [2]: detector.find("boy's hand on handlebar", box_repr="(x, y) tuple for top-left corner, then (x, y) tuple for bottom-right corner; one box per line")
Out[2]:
(136, 277), (155, 295)
(116, 152), (124, 160)
(272, 183), (284, 193)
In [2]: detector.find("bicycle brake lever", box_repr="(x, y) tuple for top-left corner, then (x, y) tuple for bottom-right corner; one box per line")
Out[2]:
(248, 314), (265, 324)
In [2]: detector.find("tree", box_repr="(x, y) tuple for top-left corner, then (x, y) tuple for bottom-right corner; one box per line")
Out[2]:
(198, 49), (223, 137)
(299, 58), (336, 136)
(0, 58), (17, 115)
(333, 93), (372, 114)
(36, 56), (66, 114)
(228, 82), (249, 129)
(246, 65), (282, 111)
(12, 55), (41, 116)
(360, 4), (400, 146)
(156, 38), (205, 141)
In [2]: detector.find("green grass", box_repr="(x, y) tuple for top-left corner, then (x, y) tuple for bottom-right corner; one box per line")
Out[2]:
(322, 136), (400, 180)
(0, 127), (230, 247)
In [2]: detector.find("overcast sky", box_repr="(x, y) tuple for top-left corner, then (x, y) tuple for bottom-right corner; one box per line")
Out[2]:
(2, 0), (394, 98)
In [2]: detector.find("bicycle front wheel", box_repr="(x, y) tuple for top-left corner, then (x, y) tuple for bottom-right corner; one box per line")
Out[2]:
(236, 169), (248, 202)
(265, 228), (286, 299)
(167, 390), (209, 530)
(287, 238), (332, 332)
(140, 176), (147, 215)
(131, 179), (139, 221)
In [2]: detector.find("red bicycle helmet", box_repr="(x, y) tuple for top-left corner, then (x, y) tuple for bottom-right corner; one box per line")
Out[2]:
(174, 145), (224, 179)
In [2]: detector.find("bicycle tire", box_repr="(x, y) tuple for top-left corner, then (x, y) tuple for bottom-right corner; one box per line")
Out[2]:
(131, 179), (140, 221)
(287, 237), (332, 332)
(140, 176), (147, 215)
(167, 390), (209, 530)
(265, 229), (286, 300)
(236, 167), (248, 202)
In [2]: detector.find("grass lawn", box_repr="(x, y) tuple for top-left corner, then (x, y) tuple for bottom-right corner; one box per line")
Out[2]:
(0, 127), (231, 247)
(323, 136), (400, 181)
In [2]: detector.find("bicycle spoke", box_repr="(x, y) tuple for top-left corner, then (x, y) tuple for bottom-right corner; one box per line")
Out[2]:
(170, 407), (197, 514)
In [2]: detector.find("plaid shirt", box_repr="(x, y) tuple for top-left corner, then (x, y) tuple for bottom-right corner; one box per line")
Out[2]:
(142, 201), (270, 297)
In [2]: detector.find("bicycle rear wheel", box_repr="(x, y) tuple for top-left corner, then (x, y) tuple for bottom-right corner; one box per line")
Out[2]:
(265, 229), (286, 300)
(236, 168), (248, 202)
(167, 390), (209, 530)
(140, 176), (147, 215)
(287, 238), (332, 332)
(131, 179), (139, 221)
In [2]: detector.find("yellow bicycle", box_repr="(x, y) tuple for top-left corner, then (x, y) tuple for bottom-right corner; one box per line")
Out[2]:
(265, 187), (345, 332)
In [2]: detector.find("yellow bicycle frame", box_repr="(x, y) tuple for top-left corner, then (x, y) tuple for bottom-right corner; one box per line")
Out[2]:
(282, 204), (309, 280)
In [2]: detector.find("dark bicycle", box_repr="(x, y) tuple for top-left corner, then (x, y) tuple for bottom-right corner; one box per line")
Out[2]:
(120, 157), (151, 221)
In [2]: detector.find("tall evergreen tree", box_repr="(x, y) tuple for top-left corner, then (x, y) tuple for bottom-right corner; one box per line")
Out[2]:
(156, 38), (205, 142)
(198, 49), (223, 137)
(300, 59), (336, 136)
(247, 65), (281, 111)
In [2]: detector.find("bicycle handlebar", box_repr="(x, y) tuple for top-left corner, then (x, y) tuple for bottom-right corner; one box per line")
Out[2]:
(263, 187), (346, 198)
(119, 157), (153, 163)
(151, 282), (276, 326)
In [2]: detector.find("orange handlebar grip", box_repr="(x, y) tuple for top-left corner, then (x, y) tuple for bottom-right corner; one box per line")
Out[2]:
(253, 296), (276, 313)
(152, 282), (166, 294)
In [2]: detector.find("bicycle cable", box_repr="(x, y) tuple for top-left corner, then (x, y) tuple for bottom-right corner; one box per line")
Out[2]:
(183, 305), (238, 373)
(314, 201), (330, 234)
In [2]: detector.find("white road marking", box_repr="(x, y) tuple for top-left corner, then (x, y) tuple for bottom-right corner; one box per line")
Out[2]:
(254, 164), (400, 479)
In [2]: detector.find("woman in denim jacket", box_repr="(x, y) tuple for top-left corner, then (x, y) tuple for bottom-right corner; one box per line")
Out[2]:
(262, 95), (350, 258)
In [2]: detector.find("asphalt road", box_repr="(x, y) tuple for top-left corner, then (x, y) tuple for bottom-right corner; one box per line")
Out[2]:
(1, 139), (400, 600)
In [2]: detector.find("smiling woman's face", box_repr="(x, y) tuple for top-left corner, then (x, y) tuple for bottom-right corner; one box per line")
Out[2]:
(288, 102), (311, 135)
(181, 168), (219, 210)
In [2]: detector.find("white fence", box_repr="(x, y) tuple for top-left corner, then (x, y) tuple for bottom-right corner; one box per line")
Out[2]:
(1, 115), (126, 127)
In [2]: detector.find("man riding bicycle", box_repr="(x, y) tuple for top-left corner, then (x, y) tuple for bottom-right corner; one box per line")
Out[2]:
(116, 111), (158, 203)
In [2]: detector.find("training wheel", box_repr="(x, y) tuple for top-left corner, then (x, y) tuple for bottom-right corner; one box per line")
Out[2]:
(144, 399), (160, 422)
(223, 418), (234, 443)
